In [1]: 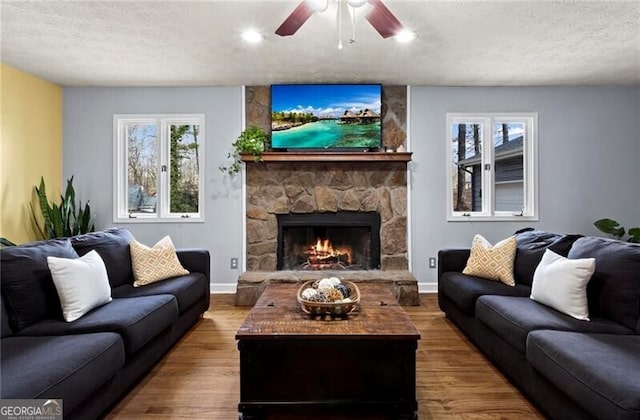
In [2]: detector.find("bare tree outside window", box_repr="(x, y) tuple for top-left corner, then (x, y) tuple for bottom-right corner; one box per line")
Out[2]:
(456, 123), (466, 211)
(127, 124), (158, 214)
(451, 123), (482, 212)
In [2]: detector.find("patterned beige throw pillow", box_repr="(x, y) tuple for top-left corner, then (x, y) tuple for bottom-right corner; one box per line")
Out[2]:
(130, 236), (189, 287)
(463, 234), (517, 286)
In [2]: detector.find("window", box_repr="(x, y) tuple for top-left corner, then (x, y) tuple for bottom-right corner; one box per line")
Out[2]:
(114, 114), (205, 222)
(446, 113), (537, 221)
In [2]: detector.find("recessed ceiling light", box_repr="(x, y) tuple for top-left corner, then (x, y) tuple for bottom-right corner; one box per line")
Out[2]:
(307, 0), (329, 12)
(394, 29), (417, 43)
(242, 29), (263, 44)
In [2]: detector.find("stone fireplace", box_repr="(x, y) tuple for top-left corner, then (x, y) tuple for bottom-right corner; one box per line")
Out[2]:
(245, 161), (408, 270)
(235, 85), (418, 306)
(236, 160), (419, 306)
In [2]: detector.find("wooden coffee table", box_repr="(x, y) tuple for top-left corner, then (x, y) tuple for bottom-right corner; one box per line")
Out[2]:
(236, 282), (420, 419)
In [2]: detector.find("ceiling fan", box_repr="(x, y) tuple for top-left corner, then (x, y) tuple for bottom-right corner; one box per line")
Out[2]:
(275, 0), (404, 39)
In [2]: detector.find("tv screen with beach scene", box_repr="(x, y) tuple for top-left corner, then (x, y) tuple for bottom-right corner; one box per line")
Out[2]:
(271, 84), (382, 151)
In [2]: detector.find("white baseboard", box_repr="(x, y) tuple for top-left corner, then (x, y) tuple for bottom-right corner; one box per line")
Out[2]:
(210, 283), (237, 294)
(418, 283), (438, 293)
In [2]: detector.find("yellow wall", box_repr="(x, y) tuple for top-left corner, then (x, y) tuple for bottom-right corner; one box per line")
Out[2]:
(0, 64), (62, 244)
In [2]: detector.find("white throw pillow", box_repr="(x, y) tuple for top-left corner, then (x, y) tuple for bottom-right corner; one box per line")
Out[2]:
(530, 249), (595, 321)
(47, 250), (112, 322)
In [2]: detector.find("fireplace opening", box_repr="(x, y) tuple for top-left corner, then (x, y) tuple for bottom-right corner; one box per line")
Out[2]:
(276, 212), (381, 271)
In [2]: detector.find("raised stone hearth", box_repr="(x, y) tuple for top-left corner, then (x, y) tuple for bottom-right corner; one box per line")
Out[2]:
(236, 270), (419, 307)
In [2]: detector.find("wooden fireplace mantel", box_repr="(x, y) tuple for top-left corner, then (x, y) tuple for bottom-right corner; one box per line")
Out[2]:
(240, 151), (412, 163)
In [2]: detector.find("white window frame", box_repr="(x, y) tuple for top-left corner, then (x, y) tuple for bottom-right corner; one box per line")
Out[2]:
(113, 114), (205, 223)
(446, 113), (538, 221)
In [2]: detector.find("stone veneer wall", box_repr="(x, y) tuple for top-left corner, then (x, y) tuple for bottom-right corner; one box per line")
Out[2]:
(245, 85), (407, 150)
(246, 162), (408, 271)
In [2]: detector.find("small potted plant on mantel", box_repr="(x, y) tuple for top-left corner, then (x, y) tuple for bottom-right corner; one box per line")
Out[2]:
(219, 126), (268, 175)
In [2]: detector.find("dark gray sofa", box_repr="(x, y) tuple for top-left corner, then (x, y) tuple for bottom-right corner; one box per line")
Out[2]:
(438, 229), (640, 420)
(1, 228), (210, 419)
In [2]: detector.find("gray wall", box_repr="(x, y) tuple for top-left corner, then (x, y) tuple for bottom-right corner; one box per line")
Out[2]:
(64, 85), (640, 291)
(63, 87), (244, 289)
(409, 86), (640, 288)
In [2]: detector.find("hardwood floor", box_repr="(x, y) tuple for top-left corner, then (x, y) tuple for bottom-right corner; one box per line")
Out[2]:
(106, 294), (543, 419)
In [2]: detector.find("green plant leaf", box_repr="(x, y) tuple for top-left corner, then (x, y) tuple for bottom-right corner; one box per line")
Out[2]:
(221, 126), (267, 175)
(62, 194), (73, 236)
(35, 177), (53, 234)
(29, 202), (46, 239)
(0, 237), (16, 247)
(628, 227), (640, 243)
(594, 218), (625, 238)
(78, 201), (93, 234)
(51, 203), (64, 238)
(65, 176), (75, 207)
(65, 176), (77, 221)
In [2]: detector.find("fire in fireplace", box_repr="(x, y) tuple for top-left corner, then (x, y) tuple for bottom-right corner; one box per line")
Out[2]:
(276, 212), (381, 271)
(304, 237), (353, 269)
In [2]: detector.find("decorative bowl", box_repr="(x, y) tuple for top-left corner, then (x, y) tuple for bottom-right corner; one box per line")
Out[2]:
(296, 280), (360, 317)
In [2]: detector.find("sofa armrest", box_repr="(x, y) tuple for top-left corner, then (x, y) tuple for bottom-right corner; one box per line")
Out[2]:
(438, 249), (470, 280)
(176, 249), (210, 283)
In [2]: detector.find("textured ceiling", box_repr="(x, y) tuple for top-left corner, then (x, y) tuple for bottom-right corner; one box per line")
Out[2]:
(1, 0), (639, 86)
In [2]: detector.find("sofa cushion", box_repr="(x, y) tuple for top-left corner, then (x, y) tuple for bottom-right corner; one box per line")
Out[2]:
(130, 236), (189, 287)
(476, 295), (632, 354)
(463, 234), (517, 286)
(1, 333), (124, 414)
(70, 228), (134, 288)
(527, 331), (640, 420)
(176, 249), (211, 283)
(568, 237), (640, 331)
(440, 272), (531, 315)
(1, 296), (13, 338)
(47, 250), (113, 322)
(112, 273), (208, 314)
(530, 249), (595, 321)
(1, 238), (77, 330)
(17, 295), (178, 354)
(514, 230), (582, 287)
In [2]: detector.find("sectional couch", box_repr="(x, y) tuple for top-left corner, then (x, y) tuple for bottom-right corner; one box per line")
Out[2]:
(438, 229), (640, 420)
(1, 228), (210, 419)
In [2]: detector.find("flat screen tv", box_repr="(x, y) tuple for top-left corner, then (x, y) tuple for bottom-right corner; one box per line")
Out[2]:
(271, 84), (382, 151)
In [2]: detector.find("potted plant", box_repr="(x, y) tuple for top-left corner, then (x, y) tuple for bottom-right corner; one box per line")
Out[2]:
(594, 218), (640, 243)
(30, 175), (95, 239)
(219, 126), (268, 175)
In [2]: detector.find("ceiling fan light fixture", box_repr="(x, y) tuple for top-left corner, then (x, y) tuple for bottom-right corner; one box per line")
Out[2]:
(276, 0), (404, 39)
(306, 0), (329, 12)
(347, 0), (368, 7)
(394, 29), (417, 43)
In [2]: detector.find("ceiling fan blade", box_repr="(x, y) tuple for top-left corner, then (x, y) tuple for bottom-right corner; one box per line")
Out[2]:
(276, 1), (315, 36)
(365, 0), (404, 38)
